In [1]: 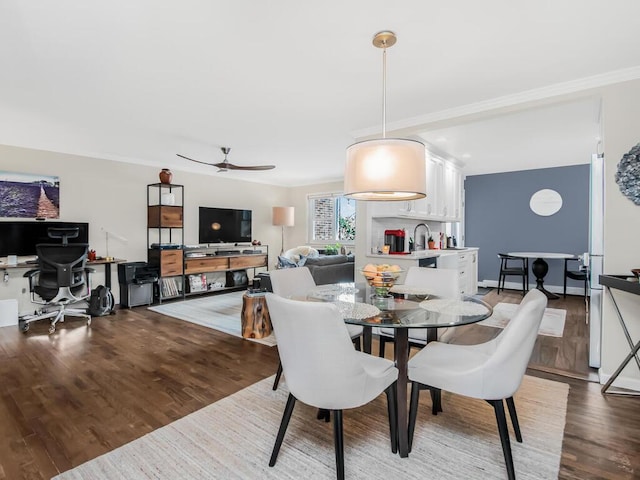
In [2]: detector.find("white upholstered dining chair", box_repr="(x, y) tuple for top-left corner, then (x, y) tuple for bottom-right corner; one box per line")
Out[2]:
(265, 293), (398, 480)
(378, 266), (460, 357)
(269, 266), (364, 390)
(407, 288), (547, 480)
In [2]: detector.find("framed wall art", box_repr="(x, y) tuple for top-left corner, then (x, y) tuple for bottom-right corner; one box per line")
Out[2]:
(0, 171), (60, 219)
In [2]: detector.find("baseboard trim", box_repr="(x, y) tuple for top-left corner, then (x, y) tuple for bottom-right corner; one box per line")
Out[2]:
(527, 364), (600, 383)
(599, 372), (640, 394)
(479, 280), (587, 297)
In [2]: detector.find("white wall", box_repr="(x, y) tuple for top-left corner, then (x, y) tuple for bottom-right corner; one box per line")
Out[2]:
(600, 79), (640, 390)
(0, 144), (289, 311)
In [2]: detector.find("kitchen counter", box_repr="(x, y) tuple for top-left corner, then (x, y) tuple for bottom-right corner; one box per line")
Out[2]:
(365, 247), (477, 260)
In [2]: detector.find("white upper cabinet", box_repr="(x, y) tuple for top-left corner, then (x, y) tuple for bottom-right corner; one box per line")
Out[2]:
(424, 156), (440, 218)
(442, 162), (462, 220)
(367, 153), (463, 222)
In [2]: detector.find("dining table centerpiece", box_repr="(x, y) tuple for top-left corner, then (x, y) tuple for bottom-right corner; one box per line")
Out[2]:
(361, 263), (404, 297)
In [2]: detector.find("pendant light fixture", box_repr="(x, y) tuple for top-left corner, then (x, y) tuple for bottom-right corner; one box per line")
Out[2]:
(344, 31), (426, 201)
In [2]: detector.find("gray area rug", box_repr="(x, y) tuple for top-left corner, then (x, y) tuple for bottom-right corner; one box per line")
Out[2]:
(148, 291), (276, 346)
(480, 302), (566, 337)
(53, 375), (568, 479)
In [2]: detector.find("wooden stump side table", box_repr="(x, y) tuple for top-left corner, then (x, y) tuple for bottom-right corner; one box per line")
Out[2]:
(241, 293), (272, 339)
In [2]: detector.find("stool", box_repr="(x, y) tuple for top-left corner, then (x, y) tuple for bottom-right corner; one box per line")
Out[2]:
(241, 293), (272, 339)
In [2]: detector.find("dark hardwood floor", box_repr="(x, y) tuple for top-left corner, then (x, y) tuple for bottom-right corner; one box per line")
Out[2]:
(1, 292), (638, 479)
(448, 289), (596, 380)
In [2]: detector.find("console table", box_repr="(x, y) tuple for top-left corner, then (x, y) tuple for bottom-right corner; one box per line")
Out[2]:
(599, 274), (640, 396)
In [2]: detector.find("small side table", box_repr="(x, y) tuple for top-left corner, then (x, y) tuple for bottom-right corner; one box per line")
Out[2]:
(599, 274), (640, 395)
(241, 292), (272, 339)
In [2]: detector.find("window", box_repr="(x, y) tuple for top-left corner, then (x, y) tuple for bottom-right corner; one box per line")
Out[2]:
(308, 193), (356, 244)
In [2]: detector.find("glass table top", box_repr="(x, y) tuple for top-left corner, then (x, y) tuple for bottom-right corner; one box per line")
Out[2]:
(305, 282), (493, 329)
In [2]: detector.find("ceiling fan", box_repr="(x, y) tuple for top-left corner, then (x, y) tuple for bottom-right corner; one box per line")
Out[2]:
(177, 147), (275, 172)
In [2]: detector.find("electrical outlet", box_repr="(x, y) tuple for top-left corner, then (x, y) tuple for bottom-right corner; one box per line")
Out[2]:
(22, 288), (26, 294)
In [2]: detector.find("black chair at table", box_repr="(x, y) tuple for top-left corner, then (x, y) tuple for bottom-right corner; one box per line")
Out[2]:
(19, 227), (93, 334)
(563, 257), (589, 299)
(497, 253), (528, 296)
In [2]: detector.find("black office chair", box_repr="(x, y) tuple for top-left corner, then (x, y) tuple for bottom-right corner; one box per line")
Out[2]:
(564, 257), (589, 298)
(19, 228), (93, 334)
(497, 253), (528, 296)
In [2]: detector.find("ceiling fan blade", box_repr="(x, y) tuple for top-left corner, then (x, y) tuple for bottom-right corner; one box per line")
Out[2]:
(176, 154), (215, 166)
(180, 149), (275, 172)
(229, 164), (276, 171)
(212, 162), (275, 171)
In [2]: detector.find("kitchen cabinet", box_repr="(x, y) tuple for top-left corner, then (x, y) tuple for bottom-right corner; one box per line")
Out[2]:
(442, 163), (463, 221)
(437, 249), (478, 295)
(424, 156), (440, 217)
(368, 156), (462, 222)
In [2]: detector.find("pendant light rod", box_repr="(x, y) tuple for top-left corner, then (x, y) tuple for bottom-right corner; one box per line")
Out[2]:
(373, 31), (396, 138)
(382, 45), (387, 138)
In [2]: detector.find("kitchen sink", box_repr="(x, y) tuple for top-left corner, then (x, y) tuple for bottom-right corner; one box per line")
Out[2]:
(443, 247), (468, 250)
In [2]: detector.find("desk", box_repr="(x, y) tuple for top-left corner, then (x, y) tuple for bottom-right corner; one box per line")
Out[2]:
(307, 283), (492, 458)
(1, 258), (125, 289)
(508, 252), (575, 299)
(87, 258), (126, 289)
(599, 274), (640, 396)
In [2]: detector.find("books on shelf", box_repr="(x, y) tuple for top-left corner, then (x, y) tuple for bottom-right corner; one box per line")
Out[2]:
(161, 277), (180, 298)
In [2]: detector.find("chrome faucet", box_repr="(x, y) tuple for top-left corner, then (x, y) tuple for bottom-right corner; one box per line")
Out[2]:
(413, 223), (431, 251)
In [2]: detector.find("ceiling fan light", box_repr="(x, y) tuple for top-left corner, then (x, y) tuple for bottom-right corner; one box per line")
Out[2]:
(344, 138), (426, 200)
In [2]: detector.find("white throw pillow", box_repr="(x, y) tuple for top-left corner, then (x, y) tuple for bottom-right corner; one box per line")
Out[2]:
(283, 246), (320, 263)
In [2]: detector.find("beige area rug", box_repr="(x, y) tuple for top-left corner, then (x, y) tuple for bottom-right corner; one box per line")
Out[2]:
(480, 302), (566, 337)
(53, 375), (568, 479)
(148, 291), (277, 346)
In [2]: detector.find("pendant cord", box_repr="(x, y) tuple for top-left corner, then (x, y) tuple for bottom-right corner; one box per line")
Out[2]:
(382, 45), (387, 139)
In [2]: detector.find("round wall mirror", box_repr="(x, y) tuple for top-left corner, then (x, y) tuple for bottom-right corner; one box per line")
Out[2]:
(529, 189), (563, 216)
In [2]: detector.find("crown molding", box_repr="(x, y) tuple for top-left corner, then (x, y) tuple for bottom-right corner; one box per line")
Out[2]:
(351, 65), (640, 139)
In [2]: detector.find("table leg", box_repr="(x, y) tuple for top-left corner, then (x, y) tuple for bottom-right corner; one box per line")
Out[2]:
(427, 327), (438, 343)
(362, 326), (372, 354)
(394, 328), (409, 457)
(104, 263), (112, 289)
(532, 258), (559, 299)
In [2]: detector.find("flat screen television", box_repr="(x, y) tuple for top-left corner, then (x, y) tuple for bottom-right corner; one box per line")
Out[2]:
(199, 207), (252, 244)
(0, 221), (89, 257)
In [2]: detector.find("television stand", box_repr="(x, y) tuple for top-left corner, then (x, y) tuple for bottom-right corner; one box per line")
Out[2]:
(183, 245), (268, 297)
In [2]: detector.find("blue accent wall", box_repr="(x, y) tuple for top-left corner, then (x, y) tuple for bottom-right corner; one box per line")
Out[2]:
(465, 164), (590, 290)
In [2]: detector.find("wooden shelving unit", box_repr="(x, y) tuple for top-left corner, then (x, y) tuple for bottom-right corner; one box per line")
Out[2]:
(147, 183), (184, 303)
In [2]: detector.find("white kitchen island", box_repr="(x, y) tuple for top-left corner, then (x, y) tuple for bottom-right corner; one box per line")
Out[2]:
(362, 247), (479, 295)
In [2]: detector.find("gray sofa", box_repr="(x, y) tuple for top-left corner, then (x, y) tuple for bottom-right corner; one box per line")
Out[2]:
(258, 254), (355, 291)
(303, 254), (355, 285)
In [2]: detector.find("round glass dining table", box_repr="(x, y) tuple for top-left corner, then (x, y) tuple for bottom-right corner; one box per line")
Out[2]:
(305, 282), (493, 458)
